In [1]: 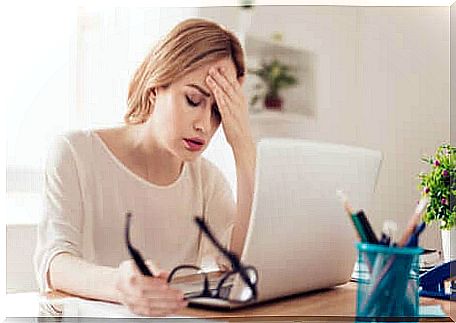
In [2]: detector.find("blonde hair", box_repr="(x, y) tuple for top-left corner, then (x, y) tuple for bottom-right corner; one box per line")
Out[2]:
(125, 18), (246, 125)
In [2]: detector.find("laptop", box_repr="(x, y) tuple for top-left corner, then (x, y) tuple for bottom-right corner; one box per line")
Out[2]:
(182, 138), (382, 309)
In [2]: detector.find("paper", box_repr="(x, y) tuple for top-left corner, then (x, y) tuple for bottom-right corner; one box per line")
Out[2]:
(42, 297), (225, 322)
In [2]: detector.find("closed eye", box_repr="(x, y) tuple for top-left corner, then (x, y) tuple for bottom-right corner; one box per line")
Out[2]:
(186, 95), (201, 107)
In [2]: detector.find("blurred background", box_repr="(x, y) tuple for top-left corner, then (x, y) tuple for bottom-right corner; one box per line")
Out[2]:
(4, 0), (455, 293)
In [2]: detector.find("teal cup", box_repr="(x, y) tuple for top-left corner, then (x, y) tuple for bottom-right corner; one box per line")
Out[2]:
(355, 243), (422, 319)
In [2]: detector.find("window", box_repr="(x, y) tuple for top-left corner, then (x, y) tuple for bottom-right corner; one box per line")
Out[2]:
(6, 6), (201, 224)
(5, 3), (77, 224)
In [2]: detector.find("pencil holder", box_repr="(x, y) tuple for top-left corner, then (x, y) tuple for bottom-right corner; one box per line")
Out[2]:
(355, 243), (422, 319)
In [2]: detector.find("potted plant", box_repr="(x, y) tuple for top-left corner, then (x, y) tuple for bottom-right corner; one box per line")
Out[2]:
(249, 58), (298, 111)
(418, 143), (455, 261)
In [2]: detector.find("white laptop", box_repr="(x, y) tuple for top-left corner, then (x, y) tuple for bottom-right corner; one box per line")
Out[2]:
(181, 138), (382, 309)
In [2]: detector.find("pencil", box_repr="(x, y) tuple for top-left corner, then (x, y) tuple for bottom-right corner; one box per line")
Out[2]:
(336, 190), (378, 243)
(337, 190), (355, 215)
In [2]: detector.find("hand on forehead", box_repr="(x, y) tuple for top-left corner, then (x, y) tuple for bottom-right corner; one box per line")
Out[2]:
(208, 59), (238, 80)
(169, 58), (239, 99)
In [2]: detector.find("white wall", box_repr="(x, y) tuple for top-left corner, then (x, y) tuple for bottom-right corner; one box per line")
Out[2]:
(198, 5), (450, 250)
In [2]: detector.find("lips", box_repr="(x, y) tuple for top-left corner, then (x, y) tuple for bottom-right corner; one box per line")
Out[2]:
(183, 137), (206, 152)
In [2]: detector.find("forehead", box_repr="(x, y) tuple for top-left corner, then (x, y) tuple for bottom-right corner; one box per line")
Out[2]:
(176, 58), (238, 86)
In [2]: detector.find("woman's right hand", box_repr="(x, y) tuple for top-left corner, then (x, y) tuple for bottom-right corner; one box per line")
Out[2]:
(115, 260), (188, 316)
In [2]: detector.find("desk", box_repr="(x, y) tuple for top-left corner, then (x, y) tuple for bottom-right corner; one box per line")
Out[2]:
(5, 282), (455, 322)
(181, 283), (454, 321)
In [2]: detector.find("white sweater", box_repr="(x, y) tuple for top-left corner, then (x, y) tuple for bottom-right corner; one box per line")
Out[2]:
(34, 129), (235, 292)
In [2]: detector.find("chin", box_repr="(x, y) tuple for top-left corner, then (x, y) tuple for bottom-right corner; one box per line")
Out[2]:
(174, 147), (205, 162)
(182, 151), (204, 162)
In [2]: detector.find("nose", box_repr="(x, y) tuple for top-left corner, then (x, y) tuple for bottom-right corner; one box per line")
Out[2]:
(193, 106), (213, 134)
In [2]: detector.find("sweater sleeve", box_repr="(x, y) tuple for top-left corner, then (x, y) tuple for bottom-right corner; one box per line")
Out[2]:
(33, 134), (85, 292)
(198, 159), (236, 271)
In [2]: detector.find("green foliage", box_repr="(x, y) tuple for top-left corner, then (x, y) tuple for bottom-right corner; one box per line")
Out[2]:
(418, 144), (456, 230)
(248, 59), (298, 106)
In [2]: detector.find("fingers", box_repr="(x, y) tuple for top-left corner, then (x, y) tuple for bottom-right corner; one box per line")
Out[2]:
(127, 296), (187, 317)
(145, 259), (162, 277)
(120, 281), (187, 317)
(208, 68), (235, 98)
(123, 291), (186, 310)
(205, 66), (251, 148)
(123, 293), (185, 312)
(116, 262), (188, 317)
(206, 67), (246, 111)
(128, 305), (169, 317)
(120, 274), (183, 299)
(144, 259), (170, 280)
(220, 67), (243, 92)
(207, 76), (230, 121)
(157, 271), (170, 280)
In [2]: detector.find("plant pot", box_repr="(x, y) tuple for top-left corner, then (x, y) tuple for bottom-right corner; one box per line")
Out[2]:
(264, 95), (283, 110)
(441, 228), (456, 262)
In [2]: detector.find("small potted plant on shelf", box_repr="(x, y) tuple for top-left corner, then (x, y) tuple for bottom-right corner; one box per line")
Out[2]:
(249, 58), (298, 111)
(418, 143), (455, 261)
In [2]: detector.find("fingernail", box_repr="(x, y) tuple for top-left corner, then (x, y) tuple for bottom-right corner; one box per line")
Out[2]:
(220, 67), (225, 73)
(209, 68), (216, 75)
(206, 76), (214, 84)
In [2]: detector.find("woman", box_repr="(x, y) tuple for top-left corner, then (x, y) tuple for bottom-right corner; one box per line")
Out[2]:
(34, 18), (256, 316)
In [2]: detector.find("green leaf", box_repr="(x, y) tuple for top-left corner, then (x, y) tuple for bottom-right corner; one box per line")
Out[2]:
(418, 143), (456, 229)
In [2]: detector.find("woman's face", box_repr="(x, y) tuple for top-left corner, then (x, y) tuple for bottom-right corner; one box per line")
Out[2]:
(148, 58), (238, 162)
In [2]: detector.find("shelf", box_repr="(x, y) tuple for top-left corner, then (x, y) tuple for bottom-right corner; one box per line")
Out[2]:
(242, 32), (315, 117)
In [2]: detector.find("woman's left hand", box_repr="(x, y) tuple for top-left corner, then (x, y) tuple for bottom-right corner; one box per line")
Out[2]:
(205, 67), (254, 153)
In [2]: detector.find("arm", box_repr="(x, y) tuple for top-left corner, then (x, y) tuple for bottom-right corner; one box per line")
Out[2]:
(205, 66), (256, 257)
(230, 139), (256, 256)
(49, 252), (120, 302)
(35, 135), (116, 300)
(49, 253), (186, 315)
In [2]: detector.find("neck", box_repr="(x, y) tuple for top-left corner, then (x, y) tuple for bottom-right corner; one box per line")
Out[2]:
(124, 123), (184, 185)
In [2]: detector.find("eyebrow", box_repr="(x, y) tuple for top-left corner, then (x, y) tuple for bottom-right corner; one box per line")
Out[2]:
(186, 84), (211, 98)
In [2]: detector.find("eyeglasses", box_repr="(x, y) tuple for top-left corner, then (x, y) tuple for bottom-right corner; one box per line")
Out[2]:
(125, 212), (154, 276)
(125, 212), (258, 303)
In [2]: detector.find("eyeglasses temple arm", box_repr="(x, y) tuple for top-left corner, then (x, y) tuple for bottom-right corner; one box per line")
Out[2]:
(126, 212), (154, 277)
(194, 216), (242, 270)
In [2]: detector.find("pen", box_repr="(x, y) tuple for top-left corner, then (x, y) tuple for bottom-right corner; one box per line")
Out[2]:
(356, 210), (379, 244)
(397, 197), (429, 247)
(125, 212), (154, 277)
